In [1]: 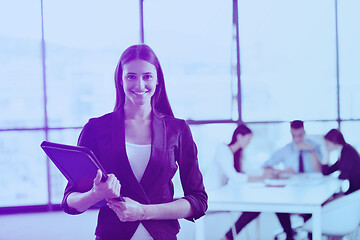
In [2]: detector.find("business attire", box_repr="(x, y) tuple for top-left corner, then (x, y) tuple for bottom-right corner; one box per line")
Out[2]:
(61, 109), (208, 240)
(322, 143), (360, 195)
(262, 139), (323, 238)
(263, 139), (322, 172)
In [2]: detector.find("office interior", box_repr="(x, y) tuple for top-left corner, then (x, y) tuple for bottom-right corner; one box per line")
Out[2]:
(0, 0), (359, 239)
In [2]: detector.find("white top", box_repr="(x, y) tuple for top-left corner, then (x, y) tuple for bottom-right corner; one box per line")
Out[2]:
(125, 142), (153, 240)
(204, 143), (247, 191)
(126, 141), (152, 182)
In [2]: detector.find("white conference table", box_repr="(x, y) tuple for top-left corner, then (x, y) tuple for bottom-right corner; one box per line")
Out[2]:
(196, 173), (341, 240)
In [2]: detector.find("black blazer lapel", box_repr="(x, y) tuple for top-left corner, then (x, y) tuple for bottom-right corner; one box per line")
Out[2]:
(110, 109), (149, 203)
(140, 112), (166, 190)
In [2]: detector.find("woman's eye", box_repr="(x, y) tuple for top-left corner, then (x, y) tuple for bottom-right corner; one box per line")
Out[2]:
(143, 75), (153, 81)
(126, 75), (136, 80)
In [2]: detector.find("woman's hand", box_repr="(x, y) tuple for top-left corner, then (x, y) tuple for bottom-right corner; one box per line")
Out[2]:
(91, 170), (121, 201)
(263, 167), (295, 179)
(263, 168), (281, 179)
(278, 168), (296, 179)
(107, 197), (146, 222)
(66, 170), (120, 213)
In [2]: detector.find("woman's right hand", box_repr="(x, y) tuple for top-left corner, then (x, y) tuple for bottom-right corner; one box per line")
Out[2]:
(91, 170), (121, 201)
(263, 168), (280, 179)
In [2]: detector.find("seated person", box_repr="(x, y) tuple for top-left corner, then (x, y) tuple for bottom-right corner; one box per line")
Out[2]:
(204, 124), (253, 191)
(263, 120), (322, 178)
(262, 120), (323, 237)
(304, 128), (360, 239)
(223, 120), (323, 240)
(204, 124), (295, 240)
(322, 128), (360, 195)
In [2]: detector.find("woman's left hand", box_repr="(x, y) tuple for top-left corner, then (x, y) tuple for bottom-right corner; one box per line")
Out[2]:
(107, 197), (146, 222)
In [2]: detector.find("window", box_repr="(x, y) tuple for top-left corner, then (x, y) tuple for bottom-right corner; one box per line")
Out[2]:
(0, 0), (140, 207)
(0, 131), (47, 206)
(1, 0), (359, 211)
(338, 0), (360, 119)
(0, 0), (44, 129)
(42, 0), (140, 203)
(341, 122), (360, 151)
(43, 0), (139, 127)
(144, 0), (235, 120)
(239, 0), (338, 121)
(48, 129), (82, 203)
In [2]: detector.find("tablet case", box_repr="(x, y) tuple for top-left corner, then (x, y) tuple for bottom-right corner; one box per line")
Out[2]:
(40, 140), (124, 203)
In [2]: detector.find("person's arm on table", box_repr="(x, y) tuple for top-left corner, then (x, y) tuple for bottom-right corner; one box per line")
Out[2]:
(263, 166), (280, 178)
(263, 166), (296, 179)
(248, 175), (266, 182)
(262, 147), (295, 178)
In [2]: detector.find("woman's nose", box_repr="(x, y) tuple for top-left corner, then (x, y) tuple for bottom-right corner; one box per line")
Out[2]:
(136, 78), (145, 89)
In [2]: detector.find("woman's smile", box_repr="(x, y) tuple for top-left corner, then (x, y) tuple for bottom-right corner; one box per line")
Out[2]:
(132, 90), (148, 95)
(122, 59), (158, 106)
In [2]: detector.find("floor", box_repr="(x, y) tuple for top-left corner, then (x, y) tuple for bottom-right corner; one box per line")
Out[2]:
(0, 210), (288, 240)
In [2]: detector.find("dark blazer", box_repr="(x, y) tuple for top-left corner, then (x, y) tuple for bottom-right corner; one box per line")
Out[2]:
(322, 143), (360, 194)
(61, 109), (208, 240)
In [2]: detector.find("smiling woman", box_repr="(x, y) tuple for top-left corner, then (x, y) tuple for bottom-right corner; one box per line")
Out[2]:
(122, 59), (158, 107)
(62, 44), (208, 240)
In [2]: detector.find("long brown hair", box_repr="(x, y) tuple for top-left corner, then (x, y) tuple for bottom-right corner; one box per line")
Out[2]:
(324, 128), (346, 146)
(228, 124), (252, 173)
(114, 44), (173, 117)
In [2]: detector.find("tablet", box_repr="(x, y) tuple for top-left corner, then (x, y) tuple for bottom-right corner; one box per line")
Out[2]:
(41, 141), (124, 201)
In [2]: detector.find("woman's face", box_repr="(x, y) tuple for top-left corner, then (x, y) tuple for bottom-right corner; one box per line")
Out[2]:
(122, 59), (158, 106)
(324, 139), (340, 152)
(236, 133), (253, 149)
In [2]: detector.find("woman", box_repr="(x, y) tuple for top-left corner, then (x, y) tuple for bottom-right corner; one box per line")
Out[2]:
(207, 125), (294, 240)
(304, 129), (360, 239)
(322, 128), (360, 195)
(205, 124), (253, 191)
(61, 44), (208, 240)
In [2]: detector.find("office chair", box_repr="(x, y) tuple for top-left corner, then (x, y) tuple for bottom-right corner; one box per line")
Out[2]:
(301, 189), (360, 239)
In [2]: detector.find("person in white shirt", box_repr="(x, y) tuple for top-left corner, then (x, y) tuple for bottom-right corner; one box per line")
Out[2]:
(205, 124), (252, 191)
(209, 124), (295, 240)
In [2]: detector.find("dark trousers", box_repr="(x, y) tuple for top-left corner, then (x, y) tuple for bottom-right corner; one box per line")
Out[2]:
(300, 213), (312, 222)
(225, 212), (294, 240)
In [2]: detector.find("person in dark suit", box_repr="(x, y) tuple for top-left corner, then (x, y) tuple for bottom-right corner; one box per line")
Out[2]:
(322, 128), (360, 195)
(305, 129), (360, 239)
(61, 44), (207, 240)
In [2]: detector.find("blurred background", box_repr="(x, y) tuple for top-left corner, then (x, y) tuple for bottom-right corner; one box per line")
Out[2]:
(0, 0), (359, 239)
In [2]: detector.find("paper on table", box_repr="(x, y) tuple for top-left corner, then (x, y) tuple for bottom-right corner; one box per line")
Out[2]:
(264, 178), (289, 187)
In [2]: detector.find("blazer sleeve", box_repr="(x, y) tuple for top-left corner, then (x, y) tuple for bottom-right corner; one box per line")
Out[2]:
(321, 160), (340, 176)
(177, 121), (208, 221)
(61, 120), (96, 215)
(337, 146), (358, 180)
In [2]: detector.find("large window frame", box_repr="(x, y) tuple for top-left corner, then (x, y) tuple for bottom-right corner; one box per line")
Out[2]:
(1, 0), (359, 214)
